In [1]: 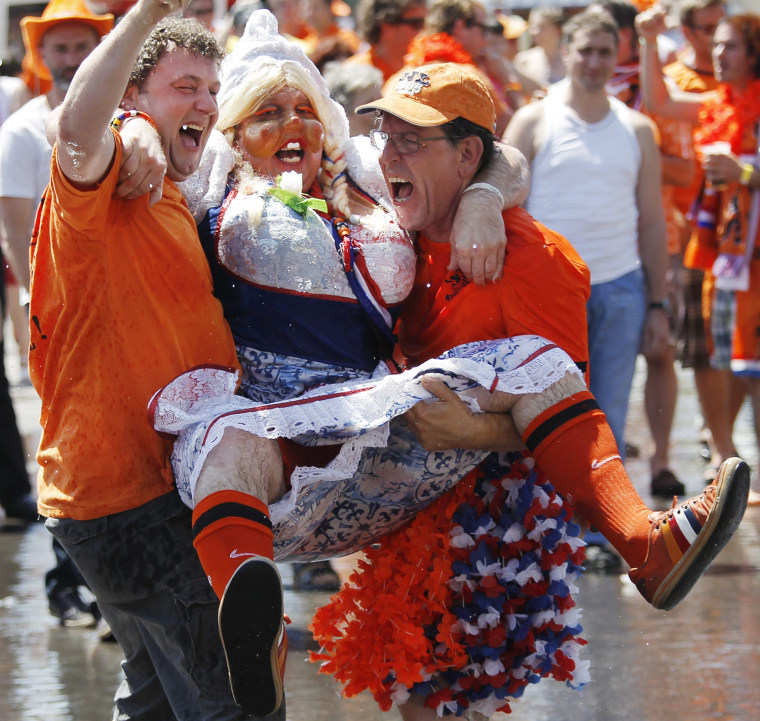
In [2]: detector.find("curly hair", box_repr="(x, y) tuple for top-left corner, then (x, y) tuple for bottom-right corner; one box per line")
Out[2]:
(128, 17), (225, 90)
(722, 14), (760, 79)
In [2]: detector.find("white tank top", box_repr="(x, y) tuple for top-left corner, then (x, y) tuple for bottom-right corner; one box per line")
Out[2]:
(526, 82), (642, 285)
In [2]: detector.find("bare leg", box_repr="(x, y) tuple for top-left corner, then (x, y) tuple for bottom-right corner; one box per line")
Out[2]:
(398, 698), (440, 721)
(694, 366), (743, 465)
(645, 348), (678, 476)
(194, 427), (286, 506)
(466, 367), (588, 432)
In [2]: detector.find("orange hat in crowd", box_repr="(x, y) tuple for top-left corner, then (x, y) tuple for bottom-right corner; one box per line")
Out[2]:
(21, 0), (114, 82)
(496, 13), (527, 41)
(357, 62), (497, 134)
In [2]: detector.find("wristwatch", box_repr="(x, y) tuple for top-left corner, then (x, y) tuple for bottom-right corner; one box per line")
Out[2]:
(648, 300), (670, 313)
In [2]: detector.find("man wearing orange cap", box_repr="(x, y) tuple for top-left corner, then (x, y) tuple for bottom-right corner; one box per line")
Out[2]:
(300, 62), (751, 718)
(355, 60), (748, 615)
(0, 0), (113, 629)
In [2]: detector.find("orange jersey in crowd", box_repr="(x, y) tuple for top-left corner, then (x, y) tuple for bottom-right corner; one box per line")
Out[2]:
(664, 60), (720, 216)
(398, 207), (591, 371)
(29, 134), (239, 520)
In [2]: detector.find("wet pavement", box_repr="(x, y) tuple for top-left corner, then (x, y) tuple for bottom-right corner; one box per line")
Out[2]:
(2, 339), (760, 721)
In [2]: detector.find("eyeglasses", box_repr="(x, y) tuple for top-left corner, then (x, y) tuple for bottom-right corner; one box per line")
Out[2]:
(691, 23), (718, 36)
(394, 17), (425, 30)
(370, 129), (450, 155)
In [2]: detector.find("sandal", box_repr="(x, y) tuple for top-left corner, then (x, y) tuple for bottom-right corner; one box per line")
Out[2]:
(650, 469), (686, 498)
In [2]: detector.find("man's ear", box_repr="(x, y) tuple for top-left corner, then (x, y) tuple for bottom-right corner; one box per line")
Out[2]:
(457, 135), (484, 179)
(121, 85), (139, 111)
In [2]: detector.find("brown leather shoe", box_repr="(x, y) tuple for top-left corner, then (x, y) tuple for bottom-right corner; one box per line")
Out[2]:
(629, 457), (749, 610)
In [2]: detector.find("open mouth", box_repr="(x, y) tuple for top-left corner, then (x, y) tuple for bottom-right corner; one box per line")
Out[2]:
(387, 175), (413, 202)
(180, 124), (204, 147)
(276, 141), (306, 164)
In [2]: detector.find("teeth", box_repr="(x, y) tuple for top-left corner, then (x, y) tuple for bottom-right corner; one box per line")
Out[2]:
(387, 176), (407, 183)
(283, 141), (302, 150)
(181, 124), (204, 132)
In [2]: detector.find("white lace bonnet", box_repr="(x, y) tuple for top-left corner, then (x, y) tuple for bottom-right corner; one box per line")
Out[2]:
(217, 9), (350, 154)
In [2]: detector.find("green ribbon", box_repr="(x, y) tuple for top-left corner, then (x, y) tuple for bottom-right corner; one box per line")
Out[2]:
(269, 187), (328, 217)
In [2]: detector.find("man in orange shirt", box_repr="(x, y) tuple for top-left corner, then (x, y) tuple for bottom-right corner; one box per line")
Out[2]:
(357, 62), (749, 614)
(29, 1), (248, 718)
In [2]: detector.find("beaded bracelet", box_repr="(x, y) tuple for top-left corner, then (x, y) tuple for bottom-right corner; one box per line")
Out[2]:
(740, 162), (754, 186)
(109, 110), (158, 133)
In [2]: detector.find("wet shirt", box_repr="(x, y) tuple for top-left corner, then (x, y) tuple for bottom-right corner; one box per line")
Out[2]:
(29, 134), (239, 520)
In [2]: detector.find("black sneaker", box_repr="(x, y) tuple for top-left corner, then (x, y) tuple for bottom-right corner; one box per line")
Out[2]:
(219, 557), (286, 717)
(49, 587), (99, 628)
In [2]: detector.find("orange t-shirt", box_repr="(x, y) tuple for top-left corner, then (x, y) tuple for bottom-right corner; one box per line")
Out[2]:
(398, 207), (590, 370)
(29, 135), (239, 520)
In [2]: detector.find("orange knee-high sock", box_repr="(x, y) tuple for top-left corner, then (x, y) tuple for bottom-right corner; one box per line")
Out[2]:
(192, 489), (274, 599)
(522, 391), (652, 568)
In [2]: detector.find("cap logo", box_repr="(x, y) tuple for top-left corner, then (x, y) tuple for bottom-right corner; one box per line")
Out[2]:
(396, 70), (430, 97)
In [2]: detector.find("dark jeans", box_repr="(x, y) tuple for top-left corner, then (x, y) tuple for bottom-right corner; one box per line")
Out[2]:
(47, 492), (248, 721)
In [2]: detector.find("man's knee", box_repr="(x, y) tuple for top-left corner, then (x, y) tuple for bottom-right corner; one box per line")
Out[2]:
(196, 428), (285, 503)
(511, 370), (589, 433)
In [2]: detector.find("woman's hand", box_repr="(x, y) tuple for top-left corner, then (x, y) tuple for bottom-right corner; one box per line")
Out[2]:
(702, 150), (742, 188)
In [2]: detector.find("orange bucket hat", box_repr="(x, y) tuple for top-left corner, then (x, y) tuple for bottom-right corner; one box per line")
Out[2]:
(21, 0), (114, 81)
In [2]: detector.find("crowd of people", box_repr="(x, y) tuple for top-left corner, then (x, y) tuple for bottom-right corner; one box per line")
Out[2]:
(0, 0), (758, 720)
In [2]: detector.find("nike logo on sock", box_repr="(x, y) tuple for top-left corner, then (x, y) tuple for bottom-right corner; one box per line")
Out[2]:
(591, 455), (621, 469)
(230, 549), (260, 559)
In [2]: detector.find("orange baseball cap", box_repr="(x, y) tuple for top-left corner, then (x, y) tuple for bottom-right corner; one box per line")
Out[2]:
(356, 62), (496, 133)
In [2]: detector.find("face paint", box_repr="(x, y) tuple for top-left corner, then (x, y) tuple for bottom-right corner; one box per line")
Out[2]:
(236, 87), (324, 189)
